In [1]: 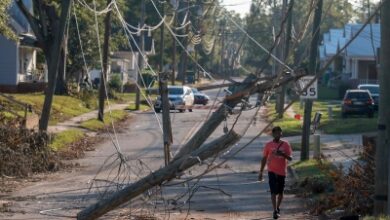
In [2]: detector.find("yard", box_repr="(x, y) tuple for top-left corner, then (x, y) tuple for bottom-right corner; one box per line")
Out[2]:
(267, 86), (378, 136)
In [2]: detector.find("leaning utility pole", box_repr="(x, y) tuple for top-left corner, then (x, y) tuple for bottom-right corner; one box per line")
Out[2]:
(159, 2), (173, 166)
(378, 0), (390, 215)
(98, 0), (112, 121)
(135, 0), (145, 110)
(301, 0), (323, 161)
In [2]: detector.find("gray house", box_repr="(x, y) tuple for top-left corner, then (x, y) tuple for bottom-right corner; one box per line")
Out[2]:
(0, 0), (46, 93)
(319, 23), (380, 85)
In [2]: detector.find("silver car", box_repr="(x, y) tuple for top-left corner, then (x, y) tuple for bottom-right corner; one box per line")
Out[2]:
(154, 85), (194, 113)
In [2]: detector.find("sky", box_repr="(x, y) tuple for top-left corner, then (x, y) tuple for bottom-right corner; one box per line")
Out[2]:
(220, 0), (252, 17)
(220, 0), (381, 18)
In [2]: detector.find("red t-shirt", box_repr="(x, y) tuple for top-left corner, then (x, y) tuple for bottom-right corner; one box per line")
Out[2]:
(263, 140), (292, 176)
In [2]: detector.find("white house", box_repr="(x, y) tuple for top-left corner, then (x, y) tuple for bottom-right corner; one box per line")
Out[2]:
(0, 0), (46, 93)
(319, 23), (380, 85)
(110, 35), (155, 84)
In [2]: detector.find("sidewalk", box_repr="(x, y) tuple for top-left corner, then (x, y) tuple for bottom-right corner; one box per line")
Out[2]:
(48, 103), (129, 134)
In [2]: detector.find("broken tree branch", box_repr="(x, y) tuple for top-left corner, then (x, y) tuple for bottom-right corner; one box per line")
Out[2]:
(77, 131), (241, 220)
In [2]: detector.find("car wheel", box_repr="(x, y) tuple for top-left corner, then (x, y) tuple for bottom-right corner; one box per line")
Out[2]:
(341, 112), (347, 118)
(189, 109), (193, 112)
(179, 109), (184, 113)
(155, 108), (161, 113)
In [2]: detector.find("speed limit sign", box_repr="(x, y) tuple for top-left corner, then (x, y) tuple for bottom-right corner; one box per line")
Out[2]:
(299, 76), (318, 99)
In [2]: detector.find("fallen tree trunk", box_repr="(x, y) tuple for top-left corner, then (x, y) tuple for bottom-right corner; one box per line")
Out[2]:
(77, 131), (241, 220)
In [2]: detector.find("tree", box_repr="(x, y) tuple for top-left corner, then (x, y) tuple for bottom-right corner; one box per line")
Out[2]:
(16, 0), (72, 132)
(0, 0), (16, 40)
(243, 1), (274, 72)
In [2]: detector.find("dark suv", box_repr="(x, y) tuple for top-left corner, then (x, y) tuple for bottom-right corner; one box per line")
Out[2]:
(342, 89), (374, 118)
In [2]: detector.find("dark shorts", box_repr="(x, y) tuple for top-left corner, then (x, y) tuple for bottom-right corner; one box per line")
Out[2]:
(268, 172), (286, 195)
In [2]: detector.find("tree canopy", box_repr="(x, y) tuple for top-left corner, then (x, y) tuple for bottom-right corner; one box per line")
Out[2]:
(0, 0), (16, 40)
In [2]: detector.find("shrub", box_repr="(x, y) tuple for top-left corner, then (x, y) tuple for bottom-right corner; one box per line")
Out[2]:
(109, 74), (122, 92)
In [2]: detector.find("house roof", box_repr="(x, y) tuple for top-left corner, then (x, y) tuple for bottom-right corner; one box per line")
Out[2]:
(320, 23), (380, 60)
(345, 24), (380, 58)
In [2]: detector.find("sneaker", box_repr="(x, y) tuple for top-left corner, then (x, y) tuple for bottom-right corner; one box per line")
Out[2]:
(273, 210), (279, 219)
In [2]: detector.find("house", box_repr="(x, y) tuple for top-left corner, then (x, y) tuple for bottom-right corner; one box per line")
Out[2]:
(109, 35), (155, 85)
(0, 0), (46, 93)
(319, 23), (380, 85)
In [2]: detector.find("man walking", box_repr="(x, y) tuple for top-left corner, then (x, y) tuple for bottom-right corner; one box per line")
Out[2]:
(259, 126), (292, 219)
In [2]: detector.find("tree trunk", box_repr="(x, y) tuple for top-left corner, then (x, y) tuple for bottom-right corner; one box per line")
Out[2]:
(54, 47), (68, 95)
(98, 0), (112, 121)
(37, 1), (73, 132)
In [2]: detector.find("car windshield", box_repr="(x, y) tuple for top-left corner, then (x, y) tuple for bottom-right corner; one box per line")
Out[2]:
(347, 92), (370, 99)
(359, 86), (379, 94)
(168, 87), (184, 95)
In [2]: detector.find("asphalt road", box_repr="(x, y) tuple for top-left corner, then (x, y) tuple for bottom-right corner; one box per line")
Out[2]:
(3, 88), (311, 220)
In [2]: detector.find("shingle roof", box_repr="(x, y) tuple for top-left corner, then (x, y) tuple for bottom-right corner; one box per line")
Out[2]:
(320, 23), (380, 59)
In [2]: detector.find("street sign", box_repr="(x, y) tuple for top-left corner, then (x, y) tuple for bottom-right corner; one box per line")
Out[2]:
(299, 76), (318, 99)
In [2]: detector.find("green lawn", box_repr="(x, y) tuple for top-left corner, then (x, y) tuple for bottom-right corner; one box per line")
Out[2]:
(266, 99), (378, 135)
(80, 110), (128, 131)
(49, 129), (85, 151)
(4, 93), (94, 125)
(291, 159), (331, 182)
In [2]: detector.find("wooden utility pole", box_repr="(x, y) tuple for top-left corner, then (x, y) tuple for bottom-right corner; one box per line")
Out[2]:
(301, 0), (323, 161)
(277, 0), (294, 119)
(182, 23), (190, 85)
(16, 0), (73, 132)
(135, 0), (145, 110)
(159, 2), (173, 166)
(98, 0), (112, 121)
(378, 0), (390, 215)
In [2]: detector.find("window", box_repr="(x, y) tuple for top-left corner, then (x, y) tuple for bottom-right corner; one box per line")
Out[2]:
(359, 86), (379, 95)
(168, 87), (183, 95)
(347, 92), (370, 99)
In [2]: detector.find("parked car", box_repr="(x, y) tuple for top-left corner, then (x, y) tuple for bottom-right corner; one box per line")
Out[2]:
(191, 88), (210, 105)
(341, 89), (374, 118)
(358, 84), (379, 110)
(154, 85), (194, 113)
